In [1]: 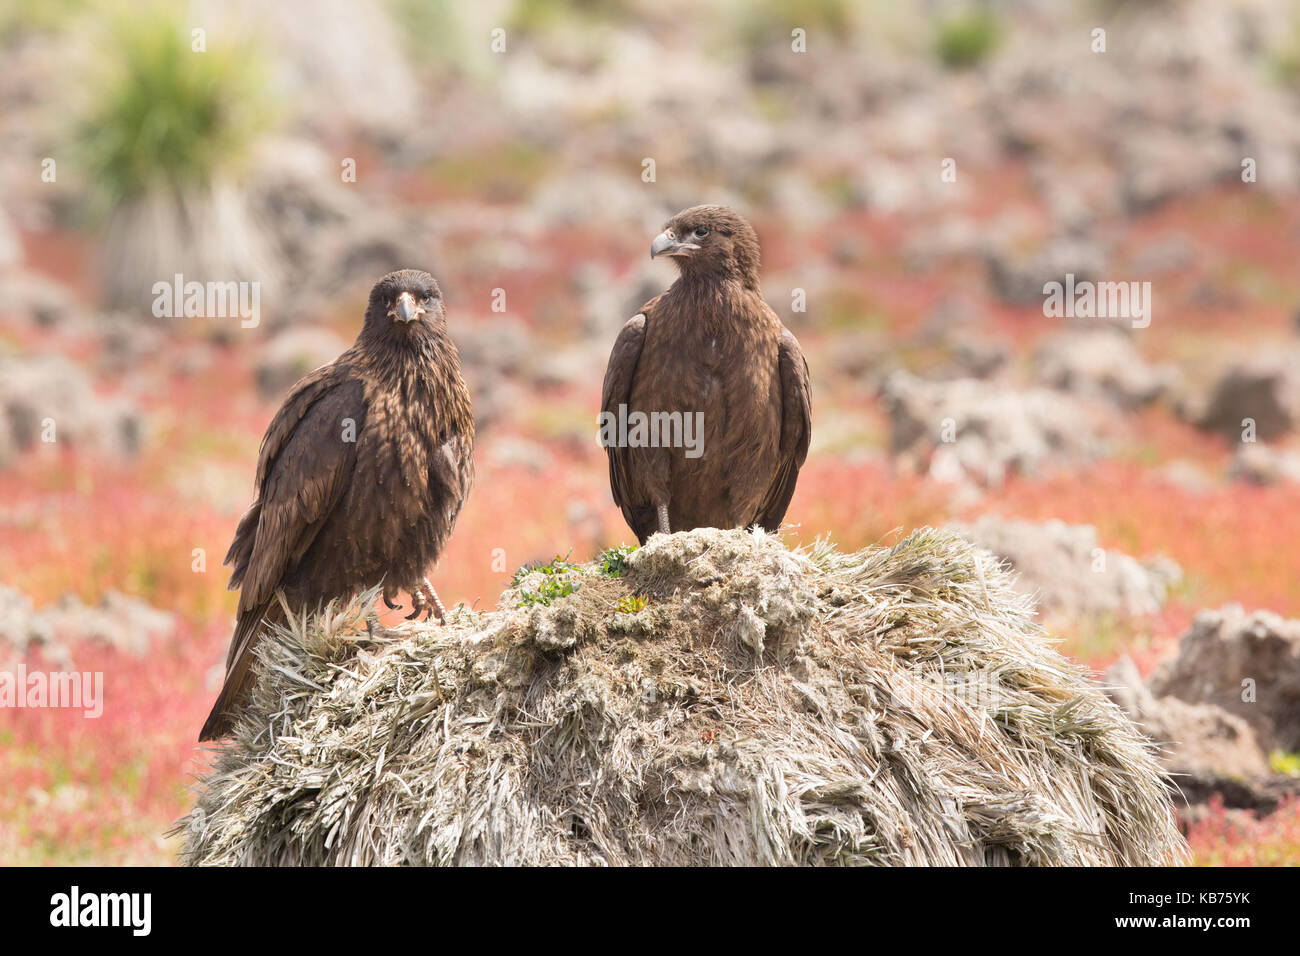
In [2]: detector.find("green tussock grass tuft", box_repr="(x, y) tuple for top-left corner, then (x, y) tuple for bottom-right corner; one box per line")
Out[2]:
(513, 552), (584, 606)
(1271, 17), (1300, 89)
(75, 5), (275, 209)
(596, 545), (636, 578)
(517, 577), (580, 607)
(511, 553), (582, 587)
(510, 0), (629, 34)
(0, 0), (92, 42)
(934, 9), (1001, 69)
(733, 0), (856, 51)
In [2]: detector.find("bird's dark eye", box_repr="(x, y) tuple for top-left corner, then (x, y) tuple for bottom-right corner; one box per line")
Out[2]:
(693, 227), (709, 238)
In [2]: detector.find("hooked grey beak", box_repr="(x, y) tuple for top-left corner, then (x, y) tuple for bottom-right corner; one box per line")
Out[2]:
(390, 291), (424, 323)
(650, 230), (699, 259)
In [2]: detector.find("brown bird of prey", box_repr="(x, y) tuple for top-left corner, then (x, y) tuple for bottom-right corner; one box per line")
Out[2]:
(600, 205), (811, 544)
(199, 269), (474, 741)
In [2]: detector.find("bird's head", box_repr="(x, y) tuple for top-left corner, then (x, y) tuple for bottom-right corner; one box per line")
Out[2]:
(364, 269), (445, 339)
(650, 205), (761, 287)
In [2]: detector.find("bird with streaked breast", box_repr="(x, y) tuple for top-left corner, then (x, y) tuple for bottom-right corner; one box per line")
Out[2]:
(200, 269), (474, 741)
(601, 205), (811, 544)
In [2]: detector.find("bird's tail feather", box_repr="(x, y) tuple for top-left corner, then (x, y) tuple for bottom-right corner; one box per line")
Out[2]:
(199, 599), (285, 742)
(626, 505), (658, 545)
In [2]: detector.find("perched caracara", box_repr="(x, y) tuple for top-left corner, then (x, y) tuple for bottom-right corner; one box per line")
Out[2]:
(200, 270), (474, 741)
(600, 205), (811, 544)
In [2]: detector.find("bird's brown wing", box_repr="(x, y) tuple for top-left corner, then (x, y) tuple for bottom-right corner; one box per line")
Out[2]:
(200, 365), (364, 740)
(601, 310), (657, 542)
(755, 327), (812, 532)
(223, 365), (354, 599)
(429, 432), (476, 525)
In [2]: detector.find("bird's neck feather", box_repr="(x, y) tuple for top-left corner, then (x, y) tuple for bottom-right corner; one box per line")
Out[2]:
(677, 262), (760, 293)
(359, 323), (467, 403)
(664, 274), (762, 334)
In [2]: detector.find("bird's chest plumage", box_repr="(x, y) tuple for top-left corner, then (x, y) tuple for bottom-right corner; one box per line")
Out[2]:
(342, 372), (467, 572)
(626, 300), (780, 520)
(366, 384), (439, 492)
(635, 308), (774, 421)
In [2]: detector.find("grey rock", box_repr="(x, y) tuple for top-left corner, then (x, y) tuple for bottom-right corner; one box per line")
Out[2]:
(1033, 329), (1172, 408)
(254, 326), (348, 401)
(1196, 353), (1300, 442)
(883, 371), (1108, 487)
(0, 270), (80, 328)
(1228, 442), (1300, 485)
(1106, 655), (1271, 782)
(1149, 605), (1300, 753)
(0, 585), (174, 664)
(986, 236), (1107, 307)
(0, 356), (143, 467)
(953, 516), (1180, 619)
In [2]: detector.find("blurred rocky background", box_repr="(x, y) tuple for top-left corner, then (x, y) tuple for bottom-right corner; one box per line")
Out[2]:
(1, 0), (1299, 864)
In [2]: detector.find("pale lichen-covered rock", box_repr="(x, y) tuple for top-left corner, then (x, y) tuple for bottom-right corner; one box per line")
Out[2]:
(1033, 330), (1173, 409)
(1149, 605), (1300, 753)
(254, 326), (348, 400)
(1195, 353), (1300, 442)
(0, 585), (174, 666)
(1228, 442), (1300, 486)
(1105, 655), (1271, 783)
(883, 371), (1109, 487)
(951, 517), (1180, 619)
(0, 355), (143, 467)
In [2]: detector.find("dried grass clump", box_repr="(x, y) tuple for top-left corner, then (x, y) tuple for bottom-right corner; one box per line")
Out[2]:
(179, 527), (1187, 866)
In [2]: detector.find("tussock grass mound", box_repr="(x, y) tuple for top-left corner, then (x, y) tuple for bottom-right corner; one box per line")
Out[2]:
(179, 528), (1187, 866)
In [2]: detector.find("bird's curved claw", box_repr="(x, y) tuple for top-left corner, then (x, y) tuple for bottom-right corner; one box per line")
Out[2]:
(383, 594), (401, 610)
(404, 578), (447, 624)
